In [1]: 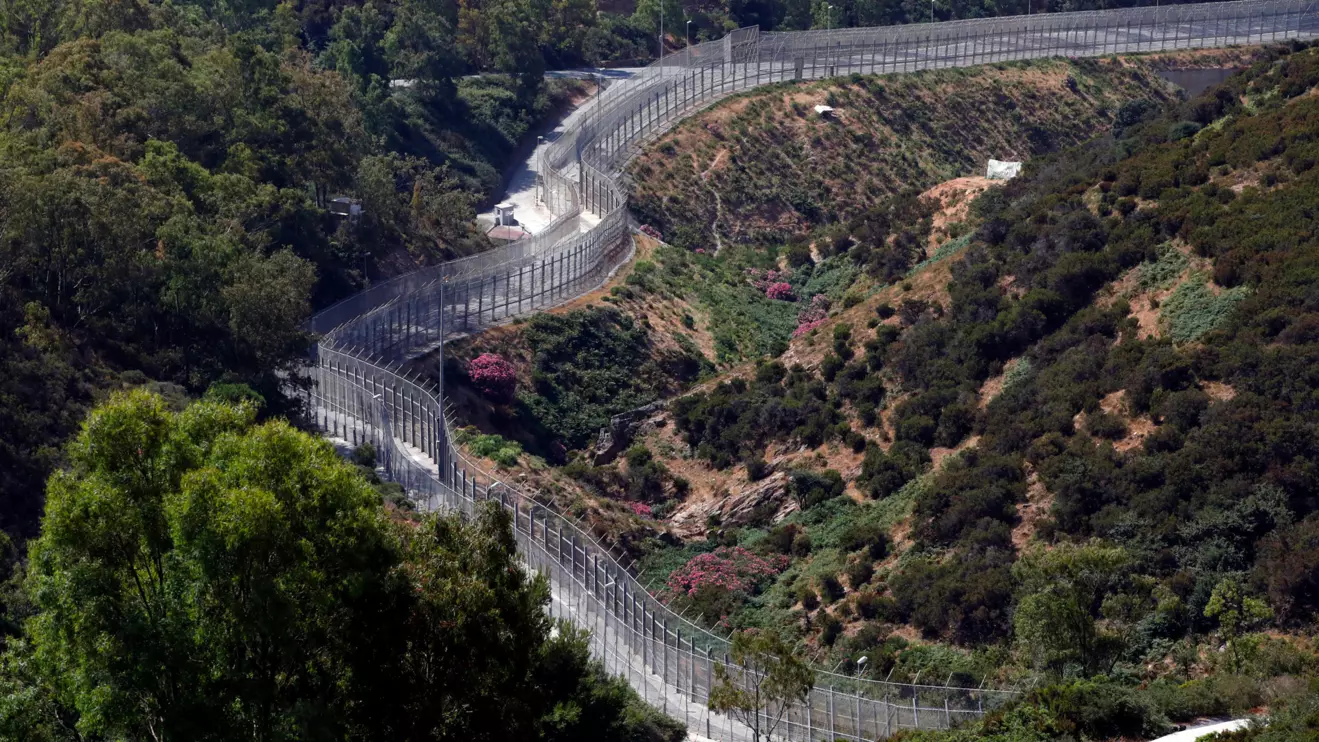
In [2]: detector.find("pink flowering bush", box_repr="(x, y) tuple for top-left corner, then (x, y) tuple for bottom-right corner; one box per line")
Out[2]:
(744, 268), (789, 291)
(467, 353), (517, 402)
(791, 295), (831, 337)
(765, 282), (795, 301)
(792, 319), (827, 337)
(629, 502), (653, 517)
(665, 546), (788, 623)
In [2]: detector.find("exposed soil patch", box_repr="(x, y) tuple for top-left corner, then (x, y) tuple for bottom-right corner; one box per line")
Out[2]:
(921, 176), (994, 255)
(1203, 380), (1237, 401)
(1012, 466), (1054, 551)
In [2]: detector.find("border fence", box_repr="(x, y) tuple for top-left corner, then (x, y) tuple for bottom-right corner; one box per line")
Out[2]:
(306, 2), (1318, 738)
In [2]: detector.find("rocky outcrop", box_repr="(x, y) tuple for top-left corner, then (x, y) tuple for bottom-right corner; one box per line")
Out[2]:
(667, 472), (798, 539)
(592, 401), (667, 465)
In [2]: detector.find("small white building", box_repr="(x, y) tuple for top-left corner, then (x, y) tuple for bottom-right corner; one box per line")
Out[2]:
(494, 202), (517, 227)
(813, 104), (836, 119)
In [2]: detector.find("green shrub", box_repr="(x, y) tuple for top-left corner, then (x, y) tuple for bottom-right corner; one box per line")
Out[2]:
(845, 560), (874, 589)
(1161, 274), (1250, 343)
(818, 574), (845, 603)
(746, 456), (771, 481)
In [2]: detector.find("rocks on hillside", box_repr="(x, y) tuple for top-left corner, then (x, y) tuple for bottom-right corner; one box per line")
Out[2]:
(592, 401), (667, 465)
(667, 471), (797, 539)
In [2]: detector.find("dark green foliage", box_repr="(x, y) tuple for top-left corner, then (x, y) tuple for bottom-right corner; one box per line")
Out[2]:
(1258, 515), (1319, 625)
(1, 391), (678, 742)
(671, 365), (843, 468)
(0, 3), (594, 544)
(845, 559), (874, 589)
(837, 522), (889, 560)
(819, 614), (843, 646)
(515, 307), (699, 452)
(857, 441), (929, 500)
(746, 457), (772, 482)
(789, 469), (846, 510)
(817, 574), (845, 603)
(797, 583), (820, 610)
(890, 549), (1015, 645)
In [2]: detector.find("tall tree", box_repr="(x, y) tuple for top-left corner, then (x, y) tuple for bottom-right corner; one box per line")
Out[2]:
(4, 390), (684, 742)
(708, 629), (813, 742)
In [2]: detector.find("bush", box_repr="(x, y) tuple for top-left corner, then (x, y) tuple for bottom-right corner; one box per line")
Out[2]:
(665, 546), (789, 623)
(1034, 680), (1172, 740)
(746, 456), (771, 481)
(845, 560), (875, 589)
(797, 583), (820, 610)
(792, 532), (814, 557)
(465, 432), (523, 468)
(1168, 120), (1203, 141)
(468, 353), (518, 402)
(818, 574), (845, 603)
(855, 593), (899, 621)
(839, 522), (889, 560)
(790, 469), (846, 510)
(820, 614), (843, 646)
(1085, 411), (1129, 440)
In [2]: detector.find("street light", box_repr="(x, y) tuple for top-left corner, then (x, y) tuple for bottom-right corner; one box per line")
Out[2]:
(827, 3), (834, 30)
(686, 19), (692, 46)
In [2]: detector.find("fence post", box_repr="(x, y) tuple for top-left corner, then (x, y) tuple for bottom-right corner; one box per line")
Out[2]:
(829, 684), (836, 741)
(705, 646), (713, 740)
(662, 619), (669, 713)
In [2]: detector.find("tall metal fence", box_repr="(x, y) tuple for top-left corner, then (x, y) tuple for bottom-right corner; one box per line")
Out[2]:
(307, 2), (1318, 738)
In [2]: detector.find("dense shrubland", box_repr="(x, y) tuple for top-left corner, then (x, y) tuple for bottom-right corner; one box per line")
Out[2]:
(623, 42), (1319, 735)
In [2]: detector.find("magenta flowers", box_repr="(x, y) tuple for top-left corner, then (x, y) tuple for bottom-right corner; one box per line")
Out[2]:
(666, 546), (788, 598)
(792, 294), (831, 337)
(468, 353), (517, 402)
(765, 282), (795, 301)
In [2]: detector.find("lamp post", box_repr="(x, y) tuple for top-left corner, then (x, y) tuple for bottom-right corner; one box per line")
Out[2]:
(827, 3), (834, 30)
(658, 3), (664, 71)
(686, 18), (692, 46)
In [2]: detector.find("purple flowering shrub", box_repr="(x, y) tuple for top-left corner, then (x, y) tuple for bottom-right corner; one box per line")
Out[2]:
(765, 282), (795, 301)
(468, 353), (517, 402)
(665, 546), (788, 623)
(792, 295), (831, 337)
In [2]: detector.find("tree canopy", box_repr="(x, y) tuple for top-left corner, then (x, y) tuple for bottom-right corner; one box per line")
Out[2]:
(0, 390), (684, 742)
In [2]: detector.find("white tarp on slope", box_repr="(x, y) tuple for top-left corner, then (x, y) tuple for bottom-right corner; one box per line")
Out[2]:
(1149, 719), (1253, 742)
(987, 159), (1023, 179)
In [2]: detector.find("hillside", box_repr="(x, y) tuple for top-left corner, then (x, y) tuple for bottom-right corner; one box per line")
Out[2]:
(627, 52), (1252, 249)
(444, 42), (1319, 739)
